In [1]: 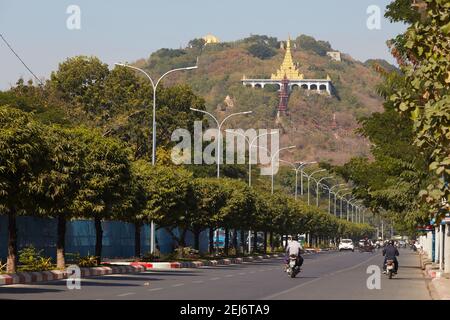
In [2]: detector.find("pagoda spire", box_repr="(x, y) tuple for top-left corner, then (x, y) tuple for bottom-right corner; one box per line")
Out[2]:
(271, 37), (304, 80)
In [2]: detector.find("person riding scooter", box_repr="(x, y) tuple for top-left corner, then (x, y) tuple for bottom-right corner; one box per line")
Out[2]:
(285, 235), (304, 269)
(382, 240), (399, 274)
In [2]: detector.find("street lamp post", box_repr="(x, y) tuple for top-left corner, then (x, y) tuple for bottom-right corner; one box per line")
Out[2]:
(298, 162), (317, 196)
(279, 160), (315, 200)
(339, 192), (352, 219)
(115, 62), (197, 254)
(334, 188), (350, 217)
(271, 146), (296, 195)
(225, 130), (276, 253)
(347, 196), (357, 221)
(307, 169), (326, 205)
(315, 176), (333, 207)
(347, 196), (356, 222)
(191, 109), (252, 178)
(329, 184), (346, 215)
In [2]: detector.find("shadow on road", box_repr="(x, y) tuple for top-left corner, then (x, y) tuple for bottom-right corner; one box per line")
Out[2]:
(0, 287), (62, 294)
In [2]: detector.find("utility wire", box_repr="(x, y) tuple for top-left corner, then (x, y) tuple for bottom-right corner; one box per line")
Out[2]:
(0, 33), (43, 85)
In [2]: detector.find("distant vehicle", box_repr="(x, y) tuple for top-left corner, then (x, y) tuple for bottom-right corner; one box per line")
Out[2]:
(358, 239), (374, 253)
(398, 240), (406, 248)
(339, 239), (354, 252)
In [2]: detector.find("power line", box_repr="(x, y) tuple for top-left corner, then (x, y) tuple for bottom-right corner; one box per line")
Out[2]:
(0, 33), (43, 85)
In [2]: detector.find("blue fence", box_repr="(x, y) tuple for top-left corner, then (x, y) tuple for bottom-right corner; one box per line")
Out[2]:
(0, 216), (209, 261)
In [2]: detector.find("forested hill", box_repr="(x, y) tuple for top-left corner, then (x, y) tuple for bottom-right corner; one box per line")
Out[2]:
(134, 34), (395, 165)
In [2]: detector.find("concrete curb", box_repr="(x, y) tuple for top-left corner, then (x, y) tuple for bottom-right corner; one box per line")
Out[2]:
(0, 265), (146, 286)
(126, 254), (285, 269)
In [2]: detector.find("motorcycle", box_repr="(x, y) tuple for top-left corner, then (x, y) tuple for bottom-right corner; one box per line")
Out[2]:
(286, 254), (301, 278)
(385, 259), (396, 279)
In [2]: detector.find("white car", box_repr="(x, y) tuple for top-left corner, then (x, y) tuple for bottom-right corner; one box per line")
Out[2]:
(339, 239), (354, 252)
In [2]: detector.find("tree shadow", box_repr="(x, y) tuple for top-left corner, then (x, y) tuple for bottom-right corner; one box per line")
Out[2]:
(0, 287), (63, 294)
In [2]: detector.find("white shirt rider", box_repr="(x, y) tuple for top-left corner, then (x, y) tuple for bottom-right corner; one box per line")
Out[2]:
(286, 239), (303, 256)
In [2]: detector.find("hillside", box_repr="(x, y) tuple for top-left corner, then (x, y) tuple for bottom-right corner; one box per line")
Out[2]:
(134, 34), (392, 165)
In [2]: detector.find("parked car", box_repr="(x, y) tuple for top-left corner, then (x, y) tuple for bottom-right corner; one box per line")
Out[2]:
(339, 239), (354, 252)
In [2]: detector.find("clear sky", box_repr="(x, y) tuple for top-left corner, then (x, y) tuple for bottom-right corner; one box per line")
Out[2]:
(0, 0), (406, 90)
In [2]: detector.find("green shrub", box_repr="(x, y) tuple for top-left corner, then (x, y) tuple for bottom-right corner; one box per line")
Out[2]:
(18, 245), (53, 272)
(78, 255), (98, 268)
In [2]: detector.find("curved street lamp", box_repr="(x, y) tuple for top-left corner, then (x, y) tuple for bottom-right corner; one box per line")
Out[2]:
(115, 62), (197, 254)
(307, 169), (326, 205)
(191, 109), (252, 178)
(339, 192), (353, 219)
(315, 176), (333, 207)
(271, 146), (296, 194)
(334, 188), (350, 216)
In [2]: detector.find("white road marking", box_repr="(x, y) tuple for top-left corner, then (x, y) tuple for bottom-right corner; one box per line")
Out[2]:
(238, 272), (246, 275)
(210, 277), (221, 281)
(117, 292), (136, 297)
(262, 254), (380, 300)
(172, 283), (185, 287)
(192, 280), (204, 284)
(148, 288), (163, 292)
(225, 275), (233, 277)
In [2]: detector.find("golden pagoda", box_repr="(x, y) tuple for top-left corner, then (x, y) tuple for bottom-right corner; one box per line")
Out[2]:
(271, 37), (304, 80)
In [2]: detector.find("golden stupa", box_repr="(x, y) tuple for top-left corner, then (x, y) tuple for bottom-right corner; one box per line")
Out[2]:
(203, 34), (220, 44)
(271, 37), (304, 80)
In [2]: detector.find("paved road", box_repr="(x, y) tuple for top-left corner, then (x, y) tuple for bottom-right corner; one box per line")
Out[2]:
(0, 249), (430, 300)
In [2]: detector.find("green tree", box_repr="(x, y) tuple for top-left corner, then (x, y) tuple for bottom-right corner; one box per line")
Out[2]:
(388, 0), (450, 217)
(40, 126), (90, 269)
(72, 129), (132, 263)
(187, 178), (228, 251)
(0, 106), (50, 273)
(130, 160), (192, 251)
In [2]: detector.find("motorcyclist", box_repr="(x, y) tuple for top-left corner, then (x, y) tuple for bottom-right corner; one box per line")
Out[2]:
(285, 235), (304, 269)
(382, 240), (399, 273)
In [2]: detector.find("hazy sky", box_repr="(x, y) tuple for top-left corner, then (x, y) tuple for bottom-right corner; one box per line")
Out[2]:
(0, 0), (407, 90)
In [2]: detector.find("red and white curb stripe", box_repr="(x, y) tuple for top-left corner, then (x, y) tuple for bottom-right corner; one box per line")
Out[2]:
(0, 265), (145, 286)
(123, 254), (285, 270)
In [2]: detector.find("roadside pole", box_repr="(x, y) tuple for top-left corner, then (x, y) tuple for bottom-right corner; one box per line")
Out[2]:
(445, 224), (450, 273)
(427, 231), (433, 260)
(439, 224), (444, 270)
(435, 226), (439, 263)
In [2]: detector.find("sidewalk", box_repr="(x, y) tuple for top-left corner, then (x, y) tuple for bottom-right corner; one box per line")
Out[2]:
(419, 252), (450, 300)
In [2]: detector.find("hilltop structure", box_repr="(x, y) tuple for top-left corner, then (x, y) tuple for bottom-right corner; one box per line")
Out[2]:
(242, 37), (333, 112)
(203, 34), (220, 44)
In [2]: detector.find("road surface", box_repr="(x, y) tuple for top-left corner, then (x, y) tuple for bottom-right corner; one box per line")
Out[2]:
(0, 249), (430, 300)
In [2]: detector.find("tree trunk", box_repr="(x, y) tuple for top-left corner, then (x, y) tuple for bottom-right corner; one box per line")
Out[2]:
(240, 230), (245, 254)
(56, 213), (67, 269)
(194, 229), (200, 251)
(224, 228), (229, 256)
(232, 230), (238, 256)
(209, 228), (214, 254)
(94, 217), (103, 264)
(134, 222), (141, 258)
(263, 231), (268, 254)
(270, 232), (274, 252)
(179, 228), (187, 247)
(6, 209), (17, 274)
(253, 231), (257, 253)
